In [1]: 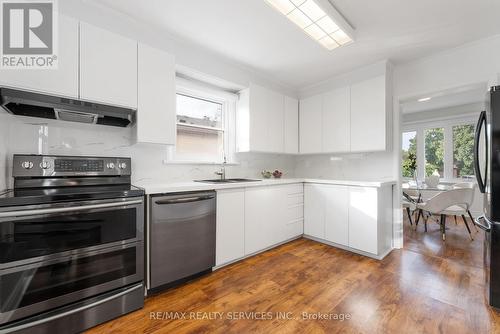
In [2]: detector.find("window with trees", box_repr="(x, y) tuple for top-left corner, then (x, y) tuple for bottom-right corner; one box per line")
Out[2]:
(425, 128), (444, 177)
(402, 131), (417, 178)
(453, 124), (475, 179)
(402, 119), (476, 180)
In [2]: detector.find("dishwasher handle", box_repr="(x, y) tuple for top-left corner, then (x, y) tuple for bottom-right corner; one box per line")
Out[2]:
(155, 194), (215, 205)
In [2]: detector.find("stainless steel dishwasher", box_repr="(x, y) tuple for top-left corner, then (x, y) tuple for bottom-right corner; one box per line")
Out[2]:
(149, 191), (216, 291)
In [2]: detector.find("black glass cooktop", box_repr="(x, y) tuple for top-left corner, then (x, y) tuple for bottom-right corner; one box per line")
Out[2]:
(0, 185), (144, 207)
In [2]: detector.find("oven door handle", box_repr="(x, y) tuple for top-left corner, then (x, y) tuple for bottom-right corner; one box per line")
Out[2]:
(0, 283), (143, 334)
(0, 199), (143, 218)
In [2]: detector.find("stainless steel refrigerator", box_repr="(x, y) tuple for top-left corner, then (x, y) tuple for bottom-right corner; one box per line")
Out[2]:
(475, 85), (500, 308)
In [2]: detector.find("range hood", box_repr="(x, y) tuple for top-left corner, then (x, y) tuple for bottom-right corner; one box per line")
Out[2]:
(0, 87), (136, 127)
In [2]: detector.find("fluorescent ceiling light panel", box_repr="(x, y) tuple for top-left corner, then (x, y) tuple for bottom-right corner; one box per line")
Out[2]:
(264, 0), (355, 51)
(299, 0), (326, 21)
(330, 29), (351, 45)
(316, 16), (339, 34)
(304, 24), (327, 40)
(318, 35), (339, 50)
(266, 0), (295, 15)
(287, 9), (312, 29)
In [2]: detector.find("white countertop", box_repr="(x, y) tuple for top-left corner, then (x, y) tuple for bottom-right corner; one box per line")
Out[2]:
(136, 178), (396, 194)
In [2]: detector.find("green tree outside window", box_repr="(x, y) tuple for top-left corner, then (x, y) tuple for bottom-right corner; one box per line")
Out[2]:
(402, 131), (417, 178)
(453, 124), (475, 178)
(425, 128), (444, 177)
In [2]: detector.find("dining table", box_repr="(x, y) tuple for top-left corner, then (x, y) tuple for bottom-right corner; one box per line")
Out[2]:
(402, 182), (454, 192)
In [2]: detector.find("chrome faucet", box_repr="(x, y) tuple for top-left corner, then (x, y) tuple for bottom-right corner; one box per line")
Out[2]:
(215, 157), (227, 180)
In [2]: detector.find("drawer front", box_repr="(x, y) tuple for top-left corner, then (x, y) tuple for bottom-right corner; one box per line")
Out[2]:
(284, 219), (303, 239)
(287, 193), (304, 206)
(286, 184), (304, 196)
(286, 204), (304, 221)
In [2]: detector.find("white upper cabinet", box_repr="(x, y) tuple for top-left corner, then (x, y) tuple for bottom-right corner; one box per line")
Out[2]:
(350, 75), (388, 152)
(299, 72), (391, 154)
(0, 15), (79, 98)
(237, 83), (297, 154)
(80, 22), (137, 108)
(136, 43), (176, 145)
(299, 95), (323, 154)
(267, 89), (285, 153)
(322, 86), (350, 153)
(284, 96), (299, 154)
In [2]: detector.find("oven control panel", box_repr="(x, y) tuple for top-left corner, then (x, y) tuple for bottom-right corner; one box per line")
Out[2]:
(13, 155), (131, 177)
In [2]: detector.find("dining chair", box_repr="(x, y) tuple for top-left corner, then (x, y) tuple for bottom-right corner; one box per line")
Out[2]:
(452, 182), (478, 231)
(416, 188), (474, 241)
(402, 189), (420, 227)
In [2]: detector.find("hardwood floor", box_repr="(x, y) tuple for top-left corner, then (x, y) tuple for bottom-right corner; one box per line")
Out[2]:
(87, 215), (500, 333)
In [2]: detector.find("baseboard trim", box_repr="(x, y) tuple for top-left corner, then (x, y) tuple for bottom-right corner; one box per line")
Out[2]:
(303, 235), (393, 260)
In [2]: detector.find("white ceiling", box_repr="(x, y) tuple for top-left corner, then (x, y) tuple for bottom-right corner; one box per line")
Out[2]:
(401, 84), (487, 114)
(96, 0), (500, 89)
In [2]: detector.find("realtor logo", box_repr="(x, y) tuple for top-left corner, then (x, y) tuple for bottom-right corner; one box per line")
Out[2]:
(1, 0), (58, 69)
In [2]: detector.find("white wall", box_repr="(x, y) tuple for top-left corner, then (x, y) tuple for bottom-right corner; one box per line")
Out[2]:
(394, 35), (500, 98)
(402, 102), (483, 124)
(0, 114), (295, 189)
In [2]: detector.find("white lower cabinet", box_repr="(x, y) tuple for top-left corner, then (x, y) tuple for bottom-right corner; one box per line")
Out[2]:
(304, 184), (325, 239)
(245, 187), (277, 254)
(348, 187), (378, 254)
(215, 182), (391, 267)
(283, 185), (304, 240)
(324, 186), (349, 246)
(216, 189), (245, 266)
(304, 183), (393, 258)
(244, 184), (304, 256)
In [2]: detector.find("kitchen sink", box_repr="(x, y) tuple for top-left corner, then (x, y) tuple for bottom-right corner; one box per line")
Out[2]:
(194, 178), (262, 184)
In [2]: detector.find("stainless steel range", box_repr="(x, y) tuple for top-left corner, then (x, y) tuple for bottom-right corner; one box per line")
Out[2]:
(0, 154), (145, 334)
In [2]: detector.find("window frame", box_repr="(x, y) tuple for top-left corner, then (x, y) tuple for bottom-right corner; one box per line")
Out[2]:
(166, 77), (238, 165)
(402, 115), (477, 182)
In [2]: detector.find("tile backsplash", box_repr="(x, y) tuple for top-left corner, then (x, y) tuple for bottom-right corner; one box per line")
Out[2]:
(0, 113), (296, 189)
(294, 151), (395, 181)
(0, 113), (396, 190)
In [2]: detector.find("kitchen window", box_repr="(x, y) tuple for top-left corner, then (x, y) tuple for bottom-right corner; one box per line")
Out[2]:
(167, 78), (237, 164)
(176, 94), (225, 162)
(402, 117), (476, 181)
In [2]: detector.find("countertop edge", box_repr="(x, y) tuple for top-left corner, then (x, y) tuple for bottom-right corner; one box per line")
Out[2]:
(137, 178), (397, 195)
